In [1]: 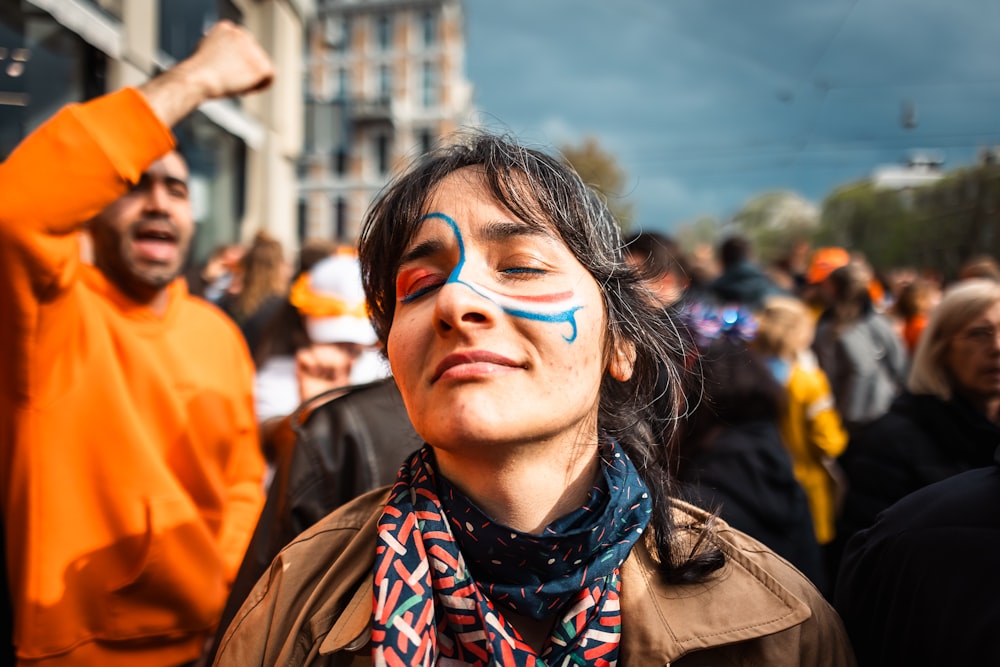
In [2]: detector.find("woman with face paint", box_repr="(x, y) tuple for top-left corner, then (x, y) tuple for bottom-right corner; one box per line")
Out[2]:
(214, 133), (855, 666)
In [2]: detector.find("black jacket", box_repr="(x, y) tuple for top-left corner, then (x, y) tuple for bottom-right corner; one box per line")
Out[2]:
(834, 391), (1000, 553)
(205, 379), (422, 663)
(834, 446), (1000, 666)
(679, 419), (824, 587)
(709, 261), (783, 311)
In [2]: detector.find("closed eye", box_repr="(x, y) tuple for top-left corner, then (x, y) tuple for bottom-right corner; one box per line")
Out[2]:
(500, 266), (547, 278)
(398, 271), (446, 303)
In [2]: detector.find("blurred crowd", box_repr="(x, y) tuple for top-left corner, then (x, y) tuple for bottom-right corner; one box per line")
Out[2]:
(624, 231), (1000, 662)
(196, 224), (1000, 610)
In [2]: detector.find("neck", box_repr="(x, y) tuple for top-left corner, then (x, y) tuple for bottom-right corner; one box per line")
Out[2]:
(95, 261), (173, 316)
(434, 442), (601, 534)
(981, 398), (1000, 424)
(119, 280), (172, 316)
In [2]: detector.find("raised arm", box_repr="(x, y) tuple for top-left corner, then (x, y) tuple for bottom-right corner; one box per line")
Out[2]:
(0, 21), (273, 400)
(139, 20), (274, 128)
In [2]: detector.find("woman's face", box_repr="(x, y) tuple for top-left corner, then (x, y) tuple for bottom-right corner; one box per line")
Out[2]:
(946, 300), (1000, 401)
(386, 167), (629, 458)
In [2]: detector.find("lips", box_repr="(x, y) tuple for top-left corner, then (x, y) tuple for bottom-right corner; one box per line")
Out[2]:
(431, 350), (524, 383)
(131, 220), (179, 264)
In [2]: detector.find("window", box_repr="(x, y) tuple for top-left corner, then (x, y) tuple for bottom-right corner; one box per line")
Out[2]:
(337, 67), (349, 99)
(379, 64), (391, 98)
(376, 15), (392, 51)
(326, 16), (351, 52)
(418, 128), (434, 155)
(421, 61), (437, 108)
(326, 16), (352, 53)
(375, 134), (390, 175)
(421, 11), (436, 47)
(305, 100), (338, 154)
(334, 147), (348, 176)
(159, 0), (241, 62)
(297, 199), (308, 244)
(334, 197), (348, 241)
(0, 10), (106, 159)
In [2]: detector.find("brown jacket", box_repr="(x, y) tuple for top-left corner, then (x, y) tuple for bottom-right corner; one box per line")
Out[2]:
(214, 488), (856, 666)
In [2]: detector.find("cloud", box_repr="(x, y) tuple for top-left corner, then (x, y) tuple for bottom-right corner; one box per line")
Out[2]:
(464, 0), (1000, 232)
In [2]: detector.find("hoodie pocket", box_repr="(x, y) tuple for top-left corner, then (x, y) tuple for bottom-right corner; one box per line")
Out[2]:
(102, 495), (227, 639)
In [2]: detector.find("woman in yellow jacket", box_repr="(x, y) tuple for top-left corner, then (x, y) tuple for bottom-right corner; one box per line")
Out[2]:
(754, 295), (849, 545)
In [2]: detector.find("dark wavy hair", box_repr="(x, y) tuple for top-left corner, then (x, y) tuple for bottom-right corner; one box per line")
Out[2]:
(357, 131), (723, 583)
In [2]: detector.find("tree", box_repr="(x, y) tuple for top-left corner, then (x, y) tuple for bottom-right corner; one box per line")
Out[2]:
(559, 136), (635, 232)
(730, 191), (819, 265)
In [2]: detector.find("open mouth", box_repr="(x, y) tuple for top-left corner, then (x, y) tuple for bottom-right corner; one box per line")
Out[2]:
(131, 222), (179, 263)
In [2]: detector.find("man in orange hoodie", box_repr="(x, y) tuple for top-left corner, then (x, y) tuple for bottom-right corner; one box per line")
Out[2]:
(0, 22), (274, 667)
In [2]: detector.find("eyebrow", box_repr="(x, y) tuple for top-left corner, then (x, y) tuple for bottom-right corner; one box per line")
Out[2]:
(135, 172), (189, 191)
(163, 175), (189, 191)
(476, 218), (553, 244)
(398, 215), (556, 268)
(399, 237), (447, 266)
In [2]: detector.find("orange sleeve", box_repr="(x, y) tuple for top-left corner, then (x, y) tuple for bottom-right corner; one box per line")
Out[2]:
(216, 343), (267, 583)
(0, 88), (175, 400)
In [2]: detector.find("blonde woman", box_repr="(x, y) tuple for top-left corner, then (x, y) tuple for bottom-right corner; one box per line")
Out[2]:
(754, 295), (849, 546)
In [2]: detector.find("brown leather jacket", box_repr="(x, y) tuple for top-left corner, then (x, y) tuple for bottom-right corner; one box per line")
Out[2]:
(214, 488), (856, 666)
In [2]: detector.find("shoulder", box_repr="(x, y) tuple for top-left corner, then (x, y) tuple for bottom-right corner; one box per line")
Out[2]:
(176, 288), (250, 352)
(279, 486), (388, 564)
(847, 396), (938, 454)
(835, 464), (1000, 664)
(179, 289), (240, 331)
(621, 499), (854, 665)
(860, 463), (1000, 535)
(215, 488), (388, 665)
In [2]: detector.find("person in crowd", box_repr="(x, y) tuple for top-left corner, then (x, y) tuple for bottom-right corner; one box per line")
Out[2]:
(958, 253), (1000, 282)
(812, 262), (908, 434)
(753, 295), (848, 550)
(708, 234), (784, 311)
(253, 250), (390, 427)
(622, 230), (700, 442)
(213, 132), (854, 666)
(892, 276), (939, 355)
(218, 230), (290, 352)
(767, 238), (811, 293)
(834, 447), (1000, 666)
(799, 246), (851, 321)
(830, 278), (1000, 568)
(0, 22), (272, 666)
(677, 336), (825, 587)
(623, 230), (691, 308)
(185, 241), (245, 303)
(296, 237), (340, 276)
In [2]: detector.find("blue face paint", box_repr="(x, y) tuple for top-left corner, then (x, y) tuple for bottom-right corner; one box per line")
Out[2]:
(417, 212), (583, 342)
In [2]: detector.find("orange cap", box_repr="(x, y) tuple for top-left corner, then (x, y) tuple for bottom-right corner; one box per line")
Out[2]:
(806, 247), (850, 284)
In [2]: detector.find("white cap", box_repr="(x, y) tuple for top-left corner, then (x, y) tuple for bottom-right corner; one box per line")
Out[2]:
(290, 253), (378, 346)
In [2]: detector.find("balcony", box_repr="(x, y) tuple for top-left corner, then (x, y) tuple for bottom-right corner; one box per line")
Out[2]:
(350, 95), (394, 125)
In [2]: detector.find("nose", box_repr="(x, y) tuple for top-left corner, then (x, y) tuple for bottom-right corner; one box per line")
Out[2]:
(433, 277), (499, 335)
(142, 181), (171, 215)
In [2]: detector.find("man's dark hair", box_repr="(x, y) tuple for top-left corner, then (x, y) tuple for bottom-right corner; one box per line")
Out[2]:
(718, 235), (751, 270)
(624, 230), (690, 281)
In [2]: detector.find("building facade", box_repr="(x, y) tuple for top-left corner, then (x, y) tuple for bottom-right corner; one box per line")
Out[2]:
(0, 0), (310, 262)
(299, 0), (475, 243)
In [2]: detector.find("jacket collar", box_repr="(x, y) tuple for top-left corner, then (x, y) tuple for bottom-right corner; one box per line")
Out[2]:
(619, 520), (811, 663)
(316, 498), (811, 662)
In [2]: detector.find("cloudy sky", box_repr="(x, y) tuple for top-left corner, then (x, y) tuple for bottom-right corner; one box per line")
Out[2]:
(463, 0), (1000, 233)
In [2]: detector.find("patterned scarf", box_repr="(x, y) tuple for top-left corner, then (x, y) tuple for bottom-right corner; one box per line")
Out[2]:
(372, 440), (652, 666)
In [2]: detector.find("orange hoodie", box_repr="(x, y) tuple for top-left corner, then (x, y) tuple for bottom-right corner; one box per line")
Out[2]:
(0, 89), (265, 665)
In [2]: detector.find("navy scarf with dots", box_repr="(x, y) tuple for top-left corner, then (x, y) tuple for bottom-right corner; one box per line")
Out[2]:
(372, 440), (652, 666)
